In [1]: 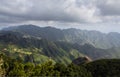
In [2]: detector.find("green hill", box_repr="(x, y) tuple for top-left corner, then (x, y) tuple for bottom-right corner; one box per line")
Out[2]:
(0, 31), (85, 64)
(3, 25), (120, 49)
(85, 59), (120, 77)
(0, 31), (120, 65)
(0, 54), (120, 77)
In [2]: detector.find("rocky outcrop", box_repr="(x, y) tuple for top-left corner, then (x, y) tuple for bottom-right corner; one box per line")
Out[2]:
(72, 56), (92, 65)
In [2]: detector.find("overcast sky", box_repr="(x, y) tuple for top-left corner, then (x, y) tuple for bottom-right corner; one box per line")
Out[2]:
(0, 0), (120, 33)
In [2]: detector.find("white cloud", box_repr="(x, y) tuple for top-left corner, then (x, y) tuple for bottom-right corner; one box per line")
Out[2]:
(96, 0), (120, 16)
(0, 0), (120, 33)
(0, 0), (101, 23)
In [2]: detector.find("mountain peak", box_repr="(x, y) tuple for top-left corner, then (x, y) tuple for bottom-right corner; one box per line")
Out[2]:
(2, 24), (120, 49)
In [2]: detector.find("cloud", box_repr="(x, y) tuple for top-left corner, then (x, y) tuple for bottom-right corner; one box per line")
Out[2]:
(0, 0), (101, 24)
(0, 0), (120, 29)
(94, 0), (120, 24)
(96, 0), (120, 16)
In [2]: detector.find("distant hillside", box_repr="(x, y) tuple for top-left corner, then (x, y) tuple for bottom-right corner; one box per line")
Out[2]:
(3, 25), (120, 49)
(0, 31), (120, 65)
(73, 43), (120, 59)
(0, 31), (84, 64)
(3, 25), (65, 41)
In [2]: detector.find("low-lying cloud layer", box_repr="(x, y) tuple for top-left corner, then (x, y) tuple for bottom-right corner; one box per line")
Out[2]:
(0, 0), (120, 32)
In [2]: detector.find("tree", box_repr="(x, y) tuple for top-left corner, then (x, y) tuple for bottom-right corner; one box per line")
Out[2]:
(32, 61), (60, 76)
(24, 62), (34, 76)
(8, 62), (26, 76)
(65, 63), (92, 77)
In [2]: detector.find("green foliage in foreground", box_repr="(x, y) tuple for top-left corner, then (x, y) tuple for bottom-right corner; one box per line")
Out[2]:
(85, 59), (120, 77)
(0, 54), (92, 77)
(0, 54), (120, 77)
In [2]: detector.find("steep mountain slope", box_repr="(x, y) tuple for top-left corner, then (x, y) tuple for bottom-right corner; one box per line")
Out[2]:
(0, 31), (84, 64)
(73, 43), (120, 60)
(0, 31), (120, 65)
(63, 28), (120, 49)
(3, 25), (120, 49)
(3, 25), (65, 41)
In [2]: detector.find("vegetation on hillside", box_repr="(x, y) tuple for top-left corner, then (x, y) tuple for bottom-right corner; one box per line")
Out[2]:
(3, 25), (120, 49)
(0, 25), (120, 76)
(0, 31), (120, 65)
(0, 54), (120, 77)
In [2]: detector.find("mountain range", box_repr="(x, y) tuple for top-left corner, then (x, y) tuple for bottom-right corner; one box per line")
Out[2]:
(0, 25), (120, 64)
(4, 25), (120, 49)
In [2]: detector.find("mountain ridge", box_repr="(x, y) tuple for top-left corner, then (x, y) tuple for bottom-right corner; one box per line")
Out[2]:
(3, 24), (120, 49)
(0, 30), (120, 65)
